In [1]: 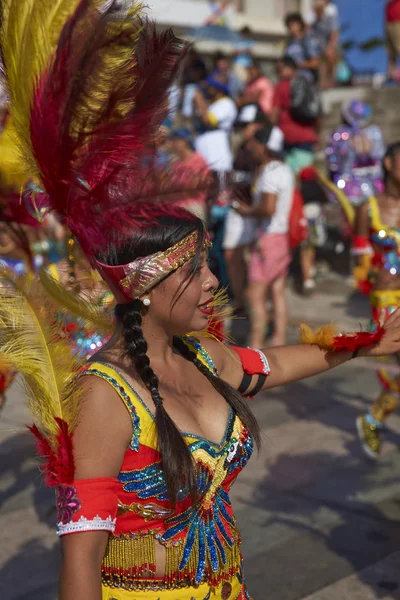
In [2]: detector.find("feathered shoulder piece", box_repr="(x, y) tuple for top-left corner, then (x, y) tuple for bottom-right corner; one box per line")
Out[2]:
(300, 322), (384, 353)
(0, 0), (189, 257)
(0, 266), (82, 485)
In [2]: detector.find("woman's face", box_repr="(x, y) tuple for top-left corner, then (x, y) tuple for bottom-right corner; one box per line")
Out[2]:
(247, 137), (266, 164)
(146, 251), (219, 335)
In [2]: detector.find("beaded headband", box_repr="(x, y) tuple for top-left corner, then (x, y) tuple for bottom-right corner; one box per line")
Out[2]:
(95, 230), (212, 304)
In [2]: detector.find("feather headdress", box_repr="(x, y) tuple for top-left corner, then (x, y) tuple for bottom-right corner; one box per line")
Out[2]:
(0, 0), (190, 257)
(0, 266), (82, 484)
(39, 267), (114, 334)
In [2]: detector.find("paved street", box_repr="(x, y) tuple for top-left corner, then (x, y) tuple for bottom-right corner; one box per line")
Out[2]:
(1, 276), (400, 599)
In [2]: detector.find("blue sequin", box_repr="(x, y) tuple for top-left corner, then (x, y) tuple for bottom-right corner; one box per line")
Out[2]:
(184, 336), (218, 376)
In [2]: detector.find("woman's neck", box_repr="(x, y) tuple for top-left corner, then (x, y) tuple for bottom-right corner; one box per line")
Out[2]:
(141, 319), (177, 366)
(386, 179), (400, 200)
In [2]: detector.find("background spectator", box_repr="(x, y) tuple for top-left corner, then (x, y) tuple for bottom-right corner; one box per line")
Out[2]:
(232, 26), (255, 83)
(306, 0), (340, 89)
(193, 77), (237, 288)
(223, 103), (268, 315)
(212, 51), (243, 100)
(271, 57), (318, 174)
(385, 0), (400, 83)
(234, 125), (294, 348)
(181, 48), (208, 120)
(237, 60), (275, 117)
(167, 128), (210, 222)
(284, 12), (320, 82)
(298, 167), (329, 295)
(193, 77), (237, 173)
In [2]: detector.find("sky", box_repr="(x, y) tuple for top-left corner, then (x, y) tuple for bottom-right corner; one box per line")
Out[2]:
(336, 0), (387, 74)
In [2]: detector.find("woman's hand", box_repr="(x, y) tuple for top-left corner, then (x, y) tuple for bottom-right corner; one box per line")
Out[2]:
(232, 200), (253, 216)
(364, 308), (400, 357)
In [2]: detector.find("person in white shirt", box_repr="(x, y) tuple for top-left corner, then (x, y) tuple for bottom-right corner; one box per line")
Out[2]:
(306, 0), (340, 88)
(233, 125), (294, 348)
(193, 77), (237, 173)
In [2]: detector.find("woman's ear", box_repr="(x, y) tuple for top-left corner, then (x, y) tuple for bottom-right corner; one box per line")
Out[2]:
(384, 155), (392, 176)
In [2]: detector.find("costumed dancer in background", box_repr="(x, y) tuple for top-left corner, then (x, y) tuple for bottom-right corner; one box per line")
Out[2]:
(326, 100), (385, 207)
(354, 142), (400, 459)
(3, 2), (400, 600)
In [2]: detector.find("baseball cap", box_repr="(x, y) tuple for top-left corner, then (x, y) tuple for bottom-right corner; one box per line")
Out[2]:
(204, 76), (230, 96)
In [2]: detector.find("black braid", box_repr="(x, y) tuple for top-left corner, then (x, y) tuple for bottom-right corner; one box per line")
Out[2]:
(114, 300), (197, 505)
(173, 337), (261, 450)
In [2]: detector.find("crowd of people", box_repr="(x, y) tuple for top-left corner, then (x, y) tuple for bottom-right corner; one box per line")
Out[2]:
(156, 0), (376, 351)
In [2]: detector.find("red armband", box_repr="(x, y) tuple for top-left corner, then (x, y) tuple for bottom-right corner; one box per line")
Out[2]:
(231, 346), (270, 397)
(352, 236), (372, 256)
(231, 346), (270, 376)
(56, 478), (120, 536)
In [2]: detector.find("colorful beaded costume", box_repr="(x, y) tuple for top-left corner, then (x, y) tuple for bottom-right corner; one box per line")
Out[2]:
(63, 340), (253, 598)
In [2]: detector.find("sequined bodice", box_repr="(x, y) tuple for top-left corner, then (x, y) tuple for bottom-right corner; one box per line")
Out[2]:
(79, 337), (253, 590)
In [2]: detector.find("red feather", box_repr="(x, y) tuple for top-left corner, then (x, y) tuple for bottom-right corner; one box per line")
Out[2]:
(28, 418), (75, 486)
(27, 0), (189, 256)
(207, 317), (226, 343)
(331, 326), (385, 353)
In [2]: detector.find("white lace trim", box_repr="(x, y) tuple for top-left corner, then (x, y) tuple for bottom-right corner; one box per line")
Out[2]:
(57, 514), (116, 536)
(255, 349), (270, 375)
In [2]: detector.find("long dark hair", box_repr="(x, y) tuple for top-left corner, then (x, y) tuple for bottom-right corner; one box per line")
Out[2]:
(100, 211), (261, 505)
(383, 142), (400, 185)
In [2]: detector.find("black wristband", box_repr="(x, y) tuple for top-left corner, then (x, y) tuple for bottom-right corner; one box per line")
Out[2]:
(351, 349), (359, 360)
(238, 372), (252, 394)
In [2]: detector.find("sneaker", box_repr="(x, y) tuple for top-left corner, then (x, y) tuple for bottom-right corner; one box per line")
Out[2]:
(356, 415), (381, 460)
(302, 279), (316, 296)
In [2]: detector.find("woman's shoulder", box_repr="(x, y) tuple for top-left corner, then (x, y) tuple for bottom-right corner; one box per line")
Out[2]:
(187, 336), (239, 378)
(77, 360), (149, 451)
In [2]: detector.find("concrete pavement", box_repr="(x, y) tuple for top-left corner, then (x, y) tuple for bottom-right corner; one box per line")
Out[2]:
(1, 277), (400, 599)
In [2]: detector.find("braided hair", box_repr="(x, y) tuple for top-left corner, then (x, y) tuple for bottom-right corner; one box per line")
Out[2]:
(101, 212), (260, 504)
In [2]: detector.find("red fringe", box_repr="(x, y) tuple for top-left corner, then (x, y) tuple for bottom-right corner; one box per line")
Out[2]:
(28, 417), (75, 486)
(331, 326), (385, 353)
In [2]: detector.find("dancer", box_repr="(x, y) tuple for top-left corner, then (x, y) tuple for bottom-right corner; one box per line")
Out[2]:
(2, 3), (400, 600)
(355, 142), (400, 459)
(326, 100), (385, 206)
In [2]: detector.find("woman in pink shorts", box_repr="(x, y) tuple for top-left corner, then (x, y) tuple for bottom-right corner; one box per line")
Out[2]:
(233, 125), (294, 347)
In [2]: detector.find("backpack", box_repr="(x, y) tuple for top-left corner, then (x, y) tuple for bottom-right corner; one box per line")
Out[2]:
(289, 188), (309, 250)
(290, 75), (321, 124)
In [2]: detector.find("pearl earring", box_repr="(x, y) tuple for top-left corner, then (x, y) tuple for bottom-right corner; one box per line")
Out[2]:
(143, 298), (151, 307)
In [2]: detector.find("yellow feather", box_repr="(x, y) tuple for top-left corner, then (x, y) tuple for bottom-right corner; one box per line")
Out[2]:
(0, 0), (82, 173)
(317, 171), (356, 226)
(0, 116), (33, 190)
(190, 287), (235, 344)
(1, 0), (144, 177)
(299, 322), (337, 351)
(39, 268), (114, 334)
(0, 267), (82, 444)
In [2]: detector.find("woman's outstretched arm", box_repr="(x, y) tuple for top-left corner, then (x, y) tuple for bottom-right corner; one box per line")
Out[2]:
(206, 308), (400, 393)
